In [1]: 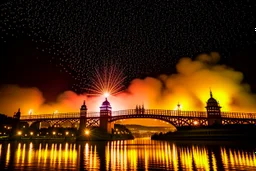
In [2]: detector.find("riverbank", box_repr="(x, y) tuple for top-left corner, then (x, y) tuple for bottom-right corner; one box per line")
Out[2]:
(151, 124), (256, 141)
(76, 127), (134, 141)
(0, 127), (134, 141)
(0, 135), (134, 142)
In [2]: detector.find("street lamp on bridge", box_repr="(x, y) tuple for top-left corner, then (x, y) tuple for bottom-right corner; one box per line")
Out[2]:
(85, 129), (90, 135)
(28, 109), (33, 115)
(177, 103), (181, 111)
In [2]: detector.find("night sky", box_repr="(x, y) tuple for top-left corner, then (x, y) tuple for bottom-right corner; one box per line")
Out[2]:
(1, 0), (256, 102)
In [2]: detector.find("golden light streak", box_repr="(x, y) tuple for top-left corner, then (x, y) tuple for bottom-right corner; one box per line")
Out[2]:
(211, 152), (217, 171)
(50, 144), (54, 165)
(16, 143), (21, 163)
(53, 144), (57, 165)
(172, 144), (178, 171)
(192, 146), (210, 171)
(5, 143), (10, 167)
(64, 143), (69, 167)
(2, 140), (256, 170)
(22, 144), (26, 164)
(89, 145), (93, 168)
(58, 144), (62, 168)
(43, 143), (48, 166)
(221, 148), (256, 169)
(179, 148), (193, 171)
(105, 143), (110, 171)
(28, 143), (33, 164)
(0, 144), (2, 159)
(93, 145), (98, 170)
(38, 144), (42, 164)
(72, 144), (77, 165)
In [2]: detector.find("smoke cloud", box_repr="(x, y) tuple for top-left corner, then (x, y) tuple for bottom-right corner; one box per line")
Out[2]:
(1, 52), (256, 117)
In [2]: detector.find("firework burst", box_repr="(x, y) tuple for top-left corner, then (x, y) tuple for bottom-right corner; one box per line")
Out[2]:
(86, 63), (126, 97)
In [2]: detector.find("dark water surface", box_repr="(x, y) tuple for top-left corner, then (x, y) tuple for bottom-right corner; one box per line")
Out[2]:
(0, 138), (256, 170)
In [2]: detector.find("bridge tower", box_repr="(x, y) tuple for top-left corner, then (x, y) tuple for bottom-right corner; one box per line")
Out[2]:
(13, 108), (21, 120)
(100, 98), (112, 133)
(11, 108), (21, 136)
(206, 90), (222, 126)
(79, 100), (87, 133)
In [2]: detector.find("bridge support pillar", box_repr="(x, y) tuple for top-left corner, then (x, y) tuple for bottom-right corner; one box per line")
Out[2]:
(79, 100), (87, 135)
(100, 98), (112, 134)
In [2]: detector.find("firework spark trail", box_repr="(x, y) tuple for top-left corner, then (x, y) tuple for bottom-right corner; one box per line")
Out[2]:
(86, 64), (126, 96)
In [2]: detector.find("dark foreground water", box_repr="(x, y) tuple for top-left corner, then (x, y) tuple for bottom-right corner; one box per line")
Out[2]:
(0, 138), (256, 170)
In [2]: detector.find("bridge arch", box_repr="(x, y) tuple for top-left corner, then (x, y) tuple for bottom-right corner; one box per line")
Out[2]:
(110, 117), (177, 132)
(109, 114), (207, 128)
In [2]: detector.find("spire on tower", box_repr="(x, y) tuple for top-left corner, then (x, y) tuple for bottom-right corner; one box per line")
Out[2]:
(81, 100), (87, 110)
(210, 88), (213, 98)
(177, 102), (180, 108)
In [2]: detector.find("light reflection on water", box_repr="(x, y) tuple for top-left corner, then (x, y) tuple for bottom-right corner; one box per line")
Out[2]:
(0, 138), (256, 170)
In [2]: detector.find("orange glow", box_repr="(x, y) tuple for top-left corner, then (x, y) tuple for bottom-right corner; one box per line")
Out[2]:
(0, 53), (256, 124)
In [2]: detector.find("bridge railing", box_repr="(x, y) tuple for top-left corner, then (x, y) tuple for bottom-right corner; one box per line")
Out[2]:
(87, 112), (100, 117)
(221, 111), (256, 119)
(111, 109), (207, 117)
(20, 111), (101, 120)
(20, 109), (256, 120)
(20, 112), (81, 120)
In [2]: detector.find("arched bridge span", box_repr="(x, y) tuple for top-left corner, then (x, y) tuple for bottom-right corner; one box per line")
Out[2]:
(19, 109), (256, 128)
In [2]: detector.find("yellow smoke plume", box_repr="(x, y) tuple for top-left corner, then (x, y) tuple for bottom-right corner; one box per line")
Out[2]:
(0, 52), (256, 117)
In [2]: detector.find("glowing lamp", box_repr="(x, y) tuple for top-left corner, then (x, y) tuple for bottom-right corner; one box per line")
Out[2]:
(28, 109), (33, 115)
(193, 121), (199, 125)
(17, 131), (22, 135)
(85, 129), (90, 135)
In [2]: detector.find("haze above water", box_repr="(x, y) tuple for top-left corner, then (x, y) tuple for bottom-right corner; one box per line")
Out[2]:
(0, 138), (256, 170)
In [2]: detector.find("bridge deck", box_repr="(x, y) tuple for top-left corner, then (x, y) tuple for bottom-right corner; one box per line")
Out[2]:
(19, 109), (256, 121)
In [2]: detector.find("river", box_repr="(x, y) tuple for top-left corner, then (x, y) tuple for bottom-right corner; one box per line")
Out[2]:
(0, 138), (255, 170)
